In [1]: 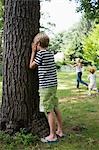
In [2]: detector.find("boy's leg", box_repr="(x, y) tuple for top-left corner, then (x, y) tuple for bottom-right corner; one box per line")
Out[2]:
(88, 84), (91, 95)
(46, 111), (57, 140)
(40, 87), (58, 141)
(93, 83), (98, 92)
(88, 89), (91, 95)
(54, 108), (63, 136)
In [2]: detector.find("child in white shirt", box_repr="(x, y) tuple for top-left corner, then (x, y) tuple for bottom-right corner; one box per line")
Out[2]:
(88, 67), (98, 95)
(74, 58), (88, 89)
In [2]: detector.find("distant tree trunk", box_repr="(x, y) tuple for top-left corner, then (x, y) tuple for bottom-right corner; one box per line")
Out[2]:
(0, 0), (49, 137)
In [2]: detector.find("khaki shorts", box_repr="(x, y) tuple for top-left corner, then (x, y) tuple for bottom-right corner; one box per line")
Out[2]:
(39, 86), (58, 114)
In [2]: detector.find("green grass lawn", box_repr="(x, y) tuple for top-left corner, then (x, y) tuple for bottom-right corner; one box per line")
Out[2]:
(0, 71), (99, 150)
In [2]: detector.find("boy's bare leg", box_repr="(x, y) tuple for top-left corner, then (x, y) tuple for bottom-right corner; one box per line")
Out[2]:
(88, 90), (91, 95)
(46, 111), (57, 140)
(88, 85), (91, 95)
(54, 108), (63, 136)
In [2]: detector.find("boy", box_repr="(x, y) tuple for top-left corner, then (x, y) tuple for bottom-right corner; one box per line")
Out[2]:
(29, 32), (64, 143)
(88, 67), (98, 95)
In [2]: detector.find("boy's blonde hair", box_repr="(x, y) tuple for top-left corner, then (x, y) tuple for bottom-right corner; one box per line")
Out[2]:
(76, 58), (81, 63)
(89, 67), (96, 74)
(33, 32), (49, 48)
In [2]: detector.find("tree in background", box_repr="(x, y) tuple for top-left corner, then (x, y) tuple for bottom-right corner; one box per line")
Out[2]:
(50, 16), (92, 63)
(40, 9), (56, 35)
(49, 33), (64, 54)
(0, 0), (49, 136)
(0, 0), (4, 64)
(64, 16), (92, 61)
(74, 0), (99, 21)
(83, 24), (99, 67)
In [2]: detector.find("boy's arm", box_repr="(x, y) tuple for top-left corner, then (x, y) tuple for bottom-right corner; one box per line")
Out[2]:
(29, 43), (38, 69)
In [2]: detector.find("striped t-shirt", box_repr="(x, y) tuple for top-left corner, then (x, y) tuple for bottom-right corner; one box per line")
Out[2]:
(34, 49), (57, 88)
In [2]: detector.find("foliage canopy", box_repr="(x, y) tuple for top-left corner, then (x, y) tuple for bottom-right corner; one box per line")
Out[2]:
(74, 0), (99, 21)
(83, 24), (99, 66)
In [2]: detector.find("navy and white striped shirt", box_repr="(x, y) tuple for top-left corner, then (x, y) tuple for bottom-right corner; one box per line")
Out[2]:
(34, 49), (57, 88)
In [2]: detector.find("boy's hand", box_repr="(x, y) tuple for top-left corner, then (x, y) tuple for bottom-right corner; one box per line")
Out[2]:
(32, 43), (37, 52)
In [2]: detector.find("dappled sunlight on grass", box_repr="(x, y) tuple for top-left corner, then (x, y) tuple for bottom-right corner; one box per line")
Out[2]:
(59, 93), (99, 104)
(58, 81), (76, 88)
(0, 71), (99, 150)
(57, 71), (99, 101)
(57, 86), (90, 99)
(57, 71), (99, 149)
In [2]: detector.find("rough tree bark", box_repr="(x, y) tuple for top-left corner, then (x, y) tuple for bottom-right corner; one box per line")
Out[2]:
(0, 0), (49, 137)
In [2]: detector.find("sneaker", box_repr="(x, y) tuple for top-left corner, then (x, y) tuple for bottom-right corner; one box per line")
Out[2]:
(41, 137), (58, 143)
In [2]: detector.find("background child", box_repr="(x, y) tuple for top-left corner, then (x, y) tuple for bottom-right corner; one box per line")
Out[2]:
(88, 67), (98, 95)
(74, 58), (88, 89)
(29, 32), (64, 143)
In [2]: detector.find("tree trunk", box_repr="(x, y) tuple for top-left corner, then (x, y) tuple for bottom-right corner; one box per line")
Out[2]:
(0, 0), (49, 137)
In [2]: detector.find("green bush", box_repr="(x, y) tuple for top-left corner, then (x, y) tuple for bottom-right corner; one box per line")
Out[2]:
(56, 61), (62, 70)
(0, 129), (39, 148)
